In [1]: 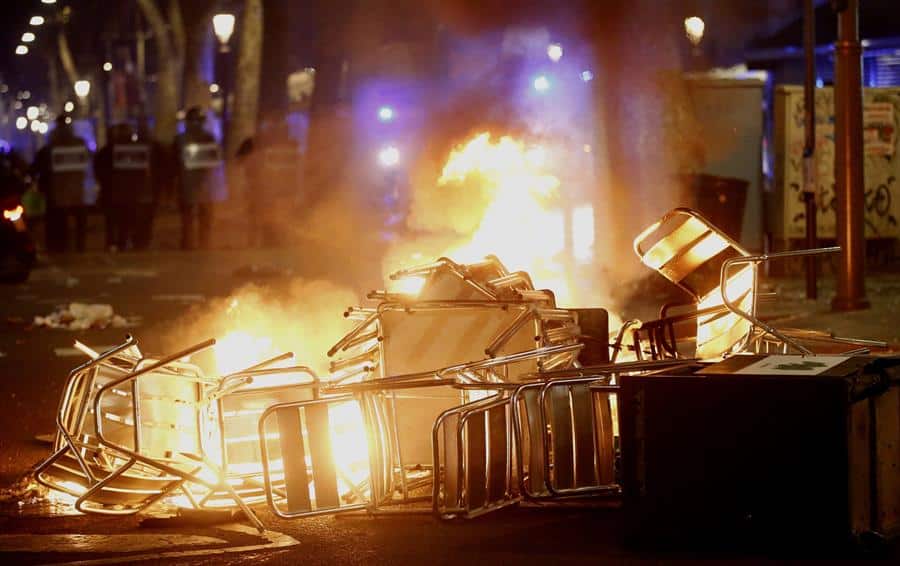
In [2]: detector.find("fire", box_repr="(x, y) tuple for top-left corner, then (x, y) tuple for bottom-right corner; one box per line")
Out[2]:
(387, 132), (597, 306)
(3, 205), (24, 222)
(215, 330), (275, 375)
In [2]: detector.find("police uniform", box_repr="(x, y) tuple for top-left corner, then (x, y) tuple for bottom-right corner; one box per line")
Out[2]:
(33, 125), (90, 252)
(95, 125), (154, 250)
(174, 124), (221, 249)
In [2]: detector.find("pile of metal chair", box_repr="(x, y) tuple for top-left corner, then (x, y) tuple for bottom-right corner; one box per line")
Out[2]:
(35, 208), (887, 530)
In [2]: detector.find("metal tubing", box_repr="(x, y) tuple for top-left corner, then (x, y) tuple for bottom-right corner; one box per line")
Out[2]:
(832, 0), (869, 311)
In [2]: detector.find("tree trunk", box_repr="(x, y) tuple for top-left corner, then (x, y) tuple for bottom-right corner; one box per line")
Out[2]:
(57, 30), (79, 88)
(137, 0), (178, 145)
(168, 0), (186, 106)
(182, 3), (216, 112)
(228, 0), (263, 157)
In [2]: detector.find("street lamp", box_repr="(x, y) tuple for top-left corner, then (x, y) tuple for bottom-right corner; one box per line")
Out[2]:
(74, 80), (91, 98)
(29, 16), (45, 26)
(684, 16), (705, 46)
(212, 12), (235, 152)
(15, 45), (28, 55)
(21, 32), (36, 43)
(212, 14), (236, 51)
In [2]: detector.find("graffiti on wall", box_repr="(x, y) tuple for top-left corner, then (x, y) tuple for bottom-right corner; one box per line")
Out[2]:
(781, 86), (900, 239)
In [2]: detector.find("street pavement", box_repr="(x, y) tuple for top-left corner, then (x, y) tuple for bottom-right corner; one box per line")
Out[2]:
(1, 247), (898, 564)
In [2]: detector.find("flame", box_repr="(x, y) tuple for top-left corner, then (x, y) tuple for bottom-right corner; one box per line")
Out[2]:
(388, 132), (600, 305)
(3, 205), (23, 222)
(215, 330), (276, 375)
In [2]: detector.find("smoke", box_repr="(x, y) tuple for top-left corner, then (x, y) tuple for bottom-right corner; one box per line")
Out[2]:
(162, 277), (358, 376)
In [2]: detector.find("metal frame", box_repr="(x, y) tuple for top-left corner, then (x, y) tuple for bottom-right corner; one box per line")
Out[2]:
(89, 338), (265, 531)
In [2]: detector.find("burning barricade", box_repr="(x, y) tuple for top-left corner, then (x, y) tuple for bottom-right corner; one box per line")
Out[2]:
(32, 208), (897, 542)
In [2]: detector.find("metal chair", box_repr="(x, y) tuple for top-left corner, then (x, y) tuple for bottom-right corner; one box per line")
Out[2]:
(35, 337), (144, 500)
(629, 208), (881, 360)
(84, 339), (267, 530)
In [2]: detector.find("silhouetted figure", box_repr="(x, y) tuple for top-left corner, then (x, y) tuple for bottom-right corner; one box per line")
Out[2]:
(133, 116), (167, 249)
(32, 115), (90, 252)
(237, 113), (301, 247)
(174, 107), (221, 250)
(94, 123), (156, 250)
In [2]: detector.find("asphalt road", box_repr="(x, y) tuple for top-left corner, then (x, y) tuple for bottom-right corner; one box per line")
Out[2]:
(1, 249), (898, 564)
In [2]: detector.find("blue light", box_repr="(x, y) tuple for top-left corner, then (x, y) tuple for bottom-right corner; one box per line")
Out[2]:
(378, 106), (395, 122)
(533, 75), (551, 92)
(581, 70), (594, 82)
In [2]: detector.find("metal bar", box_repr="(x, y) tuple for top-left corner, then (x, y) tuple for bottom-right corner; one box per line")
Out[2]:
(306, 403), (340, 509)
(832, 0), (869, 311)
(275, 406), (310, 513)
(803, 0), (818, 299)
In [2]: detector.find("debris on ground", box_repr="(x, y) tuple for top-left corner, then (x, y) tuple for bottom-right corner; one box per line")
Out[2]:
(33, 303), (131, 330)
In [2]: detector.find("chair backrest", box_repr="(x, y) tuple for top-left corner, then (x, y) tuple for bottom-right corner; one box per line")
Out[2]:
(54, 341), (142, 456)
(218, 367), (319, 480)
(634, 208), (756, 360)
(433, 393), (514, 518)
(259, 395), (372, 518)
(108, 358), (210, 462)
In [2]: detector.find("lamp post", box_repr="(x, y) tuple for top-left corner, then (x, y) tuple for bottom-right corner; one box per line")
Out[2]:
(831, 0), (869, 311)
(212, 13), (235, 153)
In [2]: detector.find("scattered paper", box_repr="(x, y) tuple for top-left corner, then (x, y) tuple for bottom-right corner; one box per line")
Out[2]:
(34, 303), (131, 331)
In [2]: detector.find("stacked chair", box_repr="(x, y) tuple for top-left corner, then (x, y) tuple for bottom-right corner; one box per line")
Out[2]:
(258, 256), (588, 519)
(35, 336), (319, 532)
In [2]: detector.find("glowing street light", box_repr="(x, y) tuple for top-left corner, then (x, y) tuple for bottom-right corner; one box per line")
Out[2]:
(533, 75), (551, 92)
(377, 145), (400, 168)
(377, 106), (394, 122)
(26, 106), (39, 120)
(581, 70), (594, 82)
(684, 16), (705, 46)
(209, 83), (220, 93)
(29, 16), (45, 26)
(103, 61), (112, 72)
(15, 117), (27, 130)
(21, 32), (36, 43)
(74, 80), (91, 98)
(15, 45), (28, 55)
(212, 13), (236, 51)
(547, 43), (563, 62)
(42, 0), (58, 4)
(37, 122), (49, 135)
(64, 100), (75, 113)
(30, 120), (40, 133)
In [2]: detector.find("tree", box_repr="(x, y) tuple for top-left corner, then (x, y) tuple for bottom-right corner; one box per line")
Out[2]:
(137, 0), (178, 144)
(228, 0), (263, 157)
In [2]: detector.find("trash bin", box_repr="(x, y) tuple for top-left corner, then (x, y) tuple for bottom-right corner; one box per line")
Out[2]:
(682, 173), (748, 240)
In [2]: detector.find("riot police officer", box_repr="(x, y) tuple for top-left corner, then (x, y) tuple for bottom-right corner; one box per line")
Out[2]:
(174, 107), (221, 250)
(32, 115), (90, 252)
(94, 123), (155, 250)
(238, 113), (301, 247)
